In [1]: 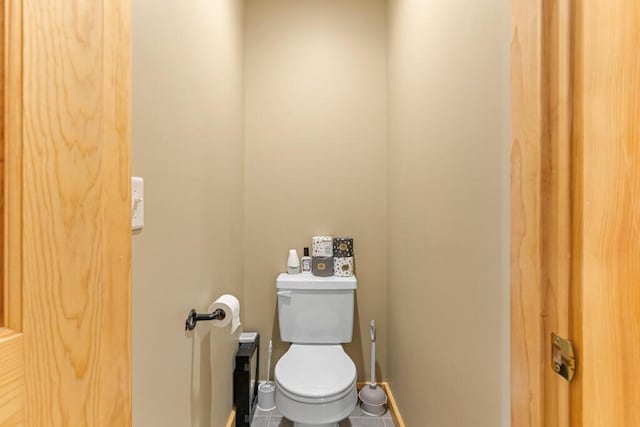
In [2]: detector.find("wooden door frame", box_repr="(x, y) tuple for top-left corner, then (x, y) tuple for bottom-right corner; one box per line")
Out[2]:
(2, 0), (22, 335)
(511, 0), (576, 425)
(0, 0), (24, 424)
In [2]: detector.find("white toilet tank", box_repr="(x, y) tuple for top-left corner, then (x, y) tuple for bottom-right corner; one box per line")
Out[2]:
(276, 273), (357, 344)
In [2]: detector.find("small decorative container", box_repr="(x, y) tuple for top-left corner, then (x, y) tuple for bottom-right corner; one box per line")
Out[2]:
(333, 237), (354, 257)
(312, 236), (333, 257)
(312, 256), (334, 277)
(333, 257), (354, 277)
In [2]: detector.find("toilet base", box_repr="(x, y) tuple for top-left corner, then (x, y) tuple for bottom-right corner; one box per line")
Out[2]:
(275, 380), (357, 426)
(293, 423), (338, 427)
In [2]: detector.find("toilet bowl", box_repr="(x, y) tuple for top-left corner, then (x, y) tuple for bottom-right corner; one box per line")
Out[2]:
(275, 344), (357, 427)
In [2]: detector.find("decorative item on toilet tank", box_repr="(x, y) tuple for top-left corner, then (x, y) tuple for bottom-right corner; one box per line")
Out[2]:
(334, 257), (354, 277)
(312, 236), (333, 257)
(333, 237), (354, 277)
(312, 256), (334, 277)
(333, 237), (354, 257)
(309, 236), (355, 277)
(312, 236), (334, 277)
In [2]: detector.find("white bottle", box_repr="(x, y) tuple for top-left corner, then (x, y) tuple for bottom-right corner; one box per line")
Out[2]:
(287, 249), (300, 274)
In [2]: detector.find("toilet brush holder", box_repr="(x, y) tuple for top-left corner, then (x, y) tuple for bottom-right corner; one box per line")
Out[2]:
(257, 381), (276, 411)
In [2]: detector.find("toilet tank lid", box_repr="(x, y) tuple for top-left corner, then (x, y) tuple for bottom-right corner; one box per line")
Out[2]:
(276, 273), (357, 290)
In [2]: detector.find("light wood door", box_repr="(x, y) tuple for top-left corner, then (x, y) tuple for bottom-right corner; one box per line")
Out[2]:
(0, 0), (132, 425)
(573, 0), (640, 425)
(512, 0), (640, 425)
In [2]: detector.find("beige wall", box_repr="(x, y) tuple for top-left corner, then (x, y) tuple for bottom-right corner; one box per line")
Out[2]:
(131, 1), (510, 425)
(132, 1), (244, 426)
(243, 0), (388, 382)
(387, 1), (510, 426)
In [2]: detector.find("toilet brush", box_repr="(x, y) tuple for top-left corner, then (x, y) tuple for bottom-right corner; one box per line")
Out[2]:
(266, 339), (273, 385)
(358, 320), (388, 416)
(258, 340), (276, 411)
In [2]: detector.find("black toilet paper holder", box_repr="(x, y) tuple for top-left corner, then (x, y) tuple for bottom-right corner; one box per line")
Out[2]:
(184, 308), (225, 331)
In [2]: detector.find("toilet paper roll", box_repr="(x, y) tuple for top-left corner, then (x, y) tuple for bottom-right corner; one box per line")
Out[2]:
(333, 238), (354, 257)
(312, 256), (334, 277)
(333, 257), (354, 277)
(207, 294), (241, 334)
(312, 236), (333, 257)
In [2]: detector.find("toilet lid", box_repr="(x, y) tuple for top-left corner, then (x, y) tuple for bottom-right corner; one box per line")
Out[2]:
(275, 344), (357, 399)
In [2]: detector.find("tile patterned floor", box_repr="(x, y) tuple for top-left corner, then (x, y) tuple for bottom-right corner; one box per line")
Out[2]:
(251, 405), (395, 427)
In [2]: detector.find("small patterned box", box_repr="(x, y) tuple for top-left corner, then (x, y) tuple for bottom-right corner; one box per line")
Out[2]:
(333, 237), (354, 257)
(312, 256), (334, 277)
(312, 236), (333, 257)
(333, 257), (354, 277)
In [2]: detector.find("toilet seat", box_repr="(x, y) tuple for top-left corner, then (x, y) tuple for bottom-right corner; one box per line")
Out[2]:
(275, 344), (357, 401)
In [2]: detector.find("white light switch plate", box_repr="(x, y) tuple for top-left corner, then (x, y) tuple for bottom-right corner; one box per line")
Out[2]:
(132, 177), (144, 231)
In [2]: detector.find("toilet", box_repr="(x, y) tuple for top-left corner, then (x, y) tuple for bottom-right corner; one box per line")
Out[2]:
(274, 273), (358, 427)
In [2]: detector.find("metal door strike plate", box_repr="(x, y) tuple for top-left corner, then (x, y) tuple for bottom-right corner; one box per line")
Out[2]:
(552, 333), (575, 382)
